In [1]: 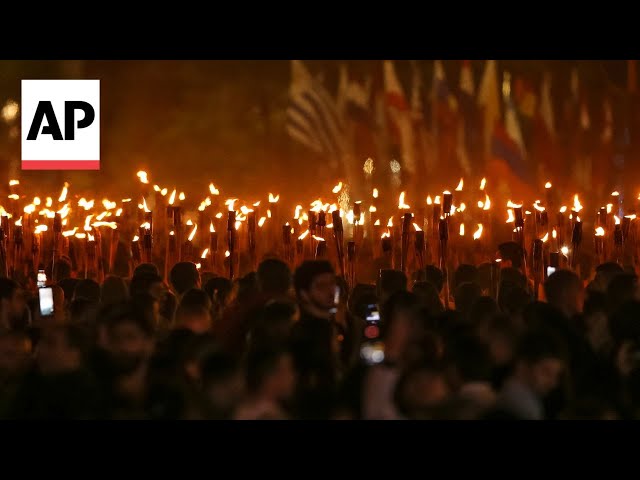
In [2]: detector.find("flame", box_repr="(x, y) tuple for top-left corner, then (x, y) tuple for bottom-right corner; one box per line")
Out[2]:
(122, 198), (132, 203)
(552, 228), (557, 239)
(329, 204), (338, 213)
(480, 178), (487, 191)
(23, 204), (36, 214)
(507, 200), (522, 209)
(115, 208), (123, 217)
(374, 219), (381, 226)
(560, 206), (567, 213)
(312, 235), (325, 242)
(615, 215), (621, 225)
(455, 178), (464, 191)
(413, 223), (422, 232)
(294, 205), (303, 219)
(426, 195), (433, 205)
(533, 202), (545, 212)
(62, 219), (68, 226)
(78, 198), (94, 210)
(201, 248), (209, 259)
(136, 171), (149, 184)
(225, 250), (230, 258)
(459, 224), (465, 236)
(186, 219), (193, 226)
(234, 221), (241, 231)
(198, 200), (207, 212)
(75, 233), (86, 239)
(84, 215), (93, 232)
(62, 228), (77, 237)
(606, 204), (613, 214)
(291, 227), (295, 234)
(545, 182), (552, 189)
(87, 233), (95, 242)
(153, 185), (160, 192)
(208, 221), (215, 233)
(267, 209), (272, 218)
(141, 197), (150, 212)
(398, 191), (410, 209)
(573, 194), (583, 212)
(8, 194), (19, 200)
(214, 212), (223, 219)
(240, 206), (254, 215)
(611, 191), (620, 197)
(458, 203), (466, 212)
(434, 196), (441, 205)
(595, 227), (605, 237)
(225, 199), (237, 212)
(92, 221), (117, 229)
(506, 209), (515, 223)
(369, 206), (377, 213)
(189, 225), (198, 242)
(381, 230), (391, 239)
(346, 210), (355, 225)
(57, 203), (71, 219)
(258, 217), (266, 227)
(387, 217), (393, 228)
(332, 182), (343, 194)
(34, 225), (48, 234)
(625, 214), (637, 220)
(58, 182), (69, 202)
(473, 224), (483, 240)
(8, 180), (19, 186)
(269, 193), (280, 203)
(326, 223), (334, 229)
(373, 188), (379, 199)
(14, 217), (22, 226)
(179, 192), (185, 202)
(33, 197), (41, 206)
(168, 189), (177, 205)
(160, 188), (168, 196)
(45, 197), (52, 208)
(478, 201), (484, 209)
(298, 229), (310, 240)
(561, 246), (569, 256)
(542, 232), (549, 242)
(96, 211), (108, 221)
(209, 183), (220, 195)
(195, 263), (202, 270)
(103, 199), (116, 210)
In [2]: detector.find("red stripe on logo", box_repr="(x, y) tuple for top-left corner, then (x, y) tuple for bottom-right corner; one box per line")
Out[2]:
(22, 161), (100, 170)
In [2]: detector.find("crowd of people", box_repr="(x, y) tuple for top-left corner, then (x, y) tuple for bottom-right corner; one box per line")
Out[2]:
(1, 245), (639, 420)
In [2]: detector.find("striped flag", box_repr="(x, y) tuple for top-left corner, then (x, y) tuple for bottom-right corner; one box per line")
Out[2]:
(384, 60), (416, 174)
(286, 60), (346, 170)
(477, 60), (501, 161)
(431, 60), (460, 178)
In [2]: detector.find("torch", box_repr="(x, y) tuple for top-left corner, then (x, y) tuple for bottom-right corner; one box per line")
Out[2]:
(314, 236), (327, 259)
(571, 217), (583, 271)
(228, 209), (236, 280)
(209, 222), (218, 273)
(12, 218), (23, 279)
(401, 212), (412, 275)
(594, 227), (605, 266)
(131, 234), (142, 268)
(614, 216), (623, 265)
(532, 238), (543, 301)
(414, 223), (425, 271)
(331, 210), (345, 280)
(248, 211), (256, 270)
(0, 219), (7, 278)
(439, 217), (450, 310)
(282, 223), (292, 267)
(347, 240), (356, 289)
(51, 212), (62, 274)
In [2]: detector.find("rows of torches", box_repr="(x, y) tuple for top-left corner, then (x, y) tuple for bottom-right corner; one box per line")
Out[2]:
(0, 172), (638, 299)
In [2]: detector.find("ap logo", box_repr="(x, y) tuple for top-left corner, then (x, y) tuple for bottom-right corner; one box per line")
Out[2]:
(21, 80), (100, 170)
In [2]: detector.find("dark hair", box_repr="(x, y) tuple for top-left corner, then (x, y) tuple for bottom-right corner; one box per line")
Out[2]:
(0, 278), (19, 302)
(204, 277), (232, 305)
(607, 273), (639, 315)
(179, 288), (212, 311)
(454, 282), (482, 321)
(52, 258), (72, 283)
(169, 262), (200, 295)
(105, 302), (155, 338)
(377, 269), (407, 301)
(134, 263), (160, 278)
(498, 284), (532, 316)
(609, 300), (640, 343)
(380, 290), (420, 340)
(249, 300), (296, 350)
(129, 273), (164, 298)
(424, 265), (444, 293)
(499, 267), (527, 290)
(73, 279), (100, 303)
(293, 260), (334, 295)
(237, 272), (259, 303)
(101, 275), (129, 306)
(69, 297), (100, 327)
(515, 329), (566, 365)
(412, 281), (444, 316)
(245, 347), (289, 393)
(544, 269), (581, 310)
(454, 264), (479, 290)
(58, 278), (80, 306)
(131, 292), (159, 329)
(257, 259), (291, 296)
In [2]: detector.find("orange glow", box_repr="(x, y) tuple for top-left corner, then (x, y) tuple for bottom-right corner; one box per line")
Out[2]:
(196, 263), (202, 270)
(7, 194), (18, 200)
(179, 192), (185, 202)
(480, 178), (487, 191)
(552, 228), (557, 239)
(92, 221), (117, 229)
(57, 203), (71, 219)
(140, 222), (151, 230)
(312, 235), (325, 242)
(606, 204), (613, 214)
(160, 188), (168, 196)
(398, 191), (410, 209)
(225, 250), (230, 258)
(459, 224), (465, 236)
(374, 219), (381, 226)
(426, 195), (433, 205)
(225, 199), (237, 212)
(387, 217), (393, 228)
(625, 214), (637, 220)
(240, 206), (254, 215)
(75, 233), (86, 239)
(78, 198), (94, 210)
(210, 222), (215, 233)
(458, 203), (466, 212)
(294, 205), (303, 219)
(434, 196), (441, 205)
(560, 206), (567, 213)
(215, 212), (223, 219)
(381, 230), (391, 239)
(87, 233), (95, 242)
(561, 246), (569, 256)
(201, 248), (209, 259)
(478, 201), (484, 209)
(332, 182), (343, 194)
(298, 230), (310, 240)
(115, 208), (123, 217)
(168, 189), (177, 205)
(455, 178), (464, 191)
(34, 225), (48, 234)
(136, 171), (149, 184)
(142, 197), (151, 212)
(507, 200), (522, 209)
(506, 209), (515, 223)
(611, 191), (620, 197)
(8, 180), (19, 186)
(413, 223), (422, 232)
(103, 199), (117, 210)
(573, 194), (583, 212)
(545, 182), (552, 189)
(153, 185), (161, 192)
(533, 202), (545, 212)
(186, 219), (193, 226)
(209, 183), (220, 195)
(33, 197), (41, 206)
(473, 224), (483, 240)
(96, 211), (109, 221)
(595, 227), (605, 237)
(542, 232), (549, 242)
(269, 193), (280, 203)
(369, 206), (377, 213)
(258, 217), (266, 227)
(615, 215), (621, 225)
(62, 228), (77, 237)
(84, 215), (93, 232)
(45, 197), (52, 208)
(132, 234), (139, 242)
(169, 230), (175, 236)
(373, 188), (379, 199)
(23, 204), (35, 214)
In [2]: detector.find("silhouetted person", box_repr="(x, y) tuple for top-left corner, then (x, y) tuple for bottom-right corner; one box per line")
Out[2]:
(544, 269), (584, 318)
(101, 275), (129, 307)
(169, 262), (201, 298)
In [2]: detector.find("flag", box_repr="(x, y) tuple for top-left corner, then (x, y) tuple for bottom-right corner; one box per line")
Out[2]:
(383, 60), (416, 174)
(457, 60), (477, 176)
(477, 60), (501, 161)
(539, 72), (555, 138)
(286, 60), (346, 170)
(410, 61), (436, 179)
(531, 72), (558, 184)
(431, 60), (460, 178)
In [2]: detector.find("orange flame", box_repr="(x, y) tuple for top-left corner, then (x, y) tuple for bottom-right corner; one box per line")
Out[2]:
(225, 250), (230, 258)
(387, 217), (393, 228)
(381, 230), (391, 239)
(459, 224), (465, 236)
(506, 209), (515, 223)
(62, 228), (77, 237)
(188, 224), (198, 241)
(78, 198), (94, 210)
(507, 200), (522, 209)
(373, 188), (379, 199)
(614, 215), (621, 225)
(294, 205), (303, 219)
(84, 215), (93, 232)
(545, 181), (552, 189)
(225, 199), (237, 212)
(298, 230), (310, 240)
(23, 204), (35, 214)
(611, 191), (620, 197)
(533, 202), (545, 212)
(136, 171), (149, 184)
(160, 188), (168, 196)
(210, 222), (215, 233)
(625, 214), (637, 220)
(560, 206), (567, 213)
(542, 232), (549, 242)
(269, 193), (280, 203)
(45, 197), (52, 208)
(480, 178), (487, 191)
(33, 197), (41, 206)
(332, 182), (343, 194)
(7, 194), (18, 200)
(473, 224), (483, 240)
(312, 235), (325, 242)
(552, 228), (557, 239)
(8, 180), (19, 186)
(369, 205), (377, 213)
(374, 219), (381, 226)
(572, 194), (583, 212)
(168, 189), (177, 205)
(201, 248), (209, 259)
(413, 223), (422, 232)
(75, 233), (86, 239)
(595, 227), (605, 237)
(215, 212), (223, 219)
(58, 182), (69, 202)
(92, 221), (117, 229)
(87, 233), (95, 242)
(258, 217), (266, 227)
(209, 183), (220, 195)
(426, 195), (433, 205)
(606, 203), (613, 214)
(153, 185), (160, 192)
(132, 234), (139, 242)
(34, 225), (48, 234)
(561, 246), (569, 256)
(115, 208), (123, 217)
(455, 178), (464, 191)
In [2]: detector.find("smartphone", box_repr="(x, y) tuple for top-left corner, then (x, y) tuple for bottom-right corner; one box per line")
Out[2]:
(38, 287), (54, 316)
(37, 269), (46, 288)
(546, 266), (556, 278)
(365, 304), (380, 323)
(360, 341), (385, 366)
